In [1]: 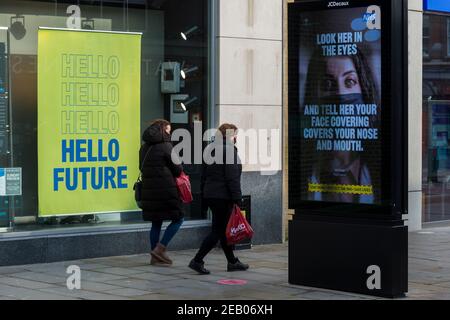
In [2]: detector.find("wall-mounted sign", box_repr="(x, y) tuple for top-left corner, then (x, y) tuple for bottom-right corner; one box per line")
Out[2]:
(38, 28), (142, 217)
(424, 0), (450, 13)
(0, 168), (22, 196)
(170, 94), (189, 124)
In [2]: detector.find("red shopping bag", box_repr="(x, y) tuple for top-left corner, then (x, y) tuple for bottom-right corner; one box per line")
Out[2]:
(226, 205), (254, 245)
(176, 172), (193, 204)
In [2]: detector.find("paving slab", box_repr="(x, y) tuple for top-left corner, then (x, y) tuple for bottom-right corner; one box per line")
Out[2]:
(74, 270), (127, 282)
(0, 295), (18, 300)
(0, 266), (29, 275)
(0, 284), (77, 300)
(103, 288), (154, 297)
(23, 264), (70, 276)
(295, 290), (372, 300)
(157, 286), (233, 300)
(251, 267), (290, 276)
(78, 281), (125, 292)
(128, 272), (181, 282)
(0, 277), (56, 290)
(10, 272), (67, 285)
(132, 265), (192, 275)
(103, 278), (171, 291)
(38, 286), (130, 300)
(100, 267), (147, 276)
(133, 293), (188, 300)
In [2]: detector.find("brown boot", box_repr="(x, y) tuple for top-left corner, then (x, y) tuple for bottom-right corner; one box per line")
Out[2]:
(150, 254), (171, 267)
(151, 243), (173, 265)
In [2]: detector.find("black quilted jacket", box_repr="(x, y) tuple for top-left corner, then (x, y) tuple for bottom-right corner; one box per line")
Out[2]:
(139, 125), (183, 222)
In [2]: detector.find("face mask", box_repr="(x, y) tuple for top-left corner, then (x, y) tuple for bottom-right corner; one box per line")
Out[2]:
(320, 93), (365, 106)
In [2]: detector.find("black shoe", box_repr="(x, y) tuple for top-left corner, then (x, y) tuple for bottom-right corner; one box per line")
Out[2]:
(189, 259), (210, 275)
(227, 259), (249, 272)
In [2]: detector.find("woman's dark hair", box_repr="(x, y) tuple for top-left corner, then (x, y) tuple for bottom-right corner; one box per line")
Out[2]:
(149, 119), (171, 131)
(148, 119), (171, 142)
(301, 47), (381, 203)
(217, 123), (238, 139)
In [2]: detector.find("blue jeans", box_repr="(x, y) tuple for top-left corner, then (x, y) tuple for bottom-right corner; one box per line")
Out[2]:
(150, 219), (184, 250)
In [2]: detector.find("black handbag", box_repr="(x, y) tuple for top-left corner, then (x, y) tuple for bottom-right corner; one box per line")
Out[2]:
(134, 145), (152, 209)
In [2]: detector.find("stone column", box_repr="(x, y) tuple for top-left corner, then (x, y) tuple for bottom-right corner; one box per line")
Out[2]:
(407, 0), (423, 231)
(216, 0), (284, 243)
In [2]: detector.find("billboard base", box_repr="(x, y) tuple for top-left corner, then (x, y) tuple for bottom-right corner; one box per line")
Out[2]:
(288, 214), (407, 298)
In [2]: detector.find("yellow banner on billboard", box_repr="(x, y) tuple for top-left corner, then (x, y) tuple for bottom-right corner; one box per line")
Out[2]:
(38, 29), (142, 217)
(308, 183), (374, 195)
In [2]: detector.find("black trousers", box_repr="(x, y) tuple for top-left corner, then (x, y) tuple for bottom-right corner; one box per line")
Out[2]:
(194, 199), (237, 264)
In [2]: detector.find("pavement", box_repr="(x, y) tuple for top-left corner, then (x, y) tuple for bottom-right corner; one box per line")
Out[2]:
(1, 226), (450, 300)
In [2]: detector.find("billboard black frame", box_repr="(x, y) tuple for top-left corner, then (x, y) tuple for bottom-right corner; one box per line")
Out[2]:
(288, 0), (408, 220)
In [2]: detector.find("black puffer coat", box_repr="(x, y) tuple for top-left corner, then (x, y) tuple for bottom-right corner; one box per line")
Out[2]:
(140, 125), (183, 222)
(201, 139), (242, 202)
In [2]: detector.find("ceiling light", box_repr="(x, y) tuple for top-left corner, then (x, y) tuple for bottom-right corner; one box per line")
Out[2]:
(180, 26), (199, 41)
(180, 96), (198, 111)
(10, 15), (26, 40)
(181, 66), (199, 79)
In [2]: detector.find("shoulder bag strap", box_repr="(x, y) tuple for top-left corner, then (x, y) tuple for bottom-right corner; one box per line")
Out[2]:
(137, 145), (153, 181)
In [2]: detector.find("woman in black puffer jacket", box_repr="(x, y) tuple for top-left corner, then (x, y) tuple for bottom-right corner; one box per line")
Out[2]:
(189, 123), (249, 275)
(140, 119), (184, 266)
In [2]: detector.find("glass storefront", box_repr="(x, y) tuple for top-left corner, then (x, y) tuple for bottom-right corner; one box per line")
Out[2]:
(423, 10), (450, 222)
(0, 0), (211, 232)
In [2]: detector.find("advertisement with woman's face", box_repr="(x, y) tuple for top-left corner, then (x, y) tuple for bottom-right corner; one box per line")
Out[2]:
(298, 5), (382, 204)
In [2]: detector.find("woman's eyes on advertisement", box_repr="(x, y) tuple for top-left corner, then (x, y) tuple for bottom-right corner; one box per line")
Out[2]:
(344, 76), (359, 89)
(320, 75), (359, 94)
(320, 78), (337, 93)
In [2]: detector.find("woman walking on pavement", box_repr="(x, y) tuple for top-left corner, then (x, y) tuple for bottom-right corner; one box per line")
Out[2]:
(189, 123), (249, 274)
(140, 119), (184, 266)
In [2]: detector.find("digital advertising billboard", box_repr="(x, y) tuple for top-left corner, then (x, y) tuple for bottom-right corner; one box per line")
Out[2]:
(288, 0), (408, 298)
(288, 0), (407, 216)
(298, 5), (382, 205)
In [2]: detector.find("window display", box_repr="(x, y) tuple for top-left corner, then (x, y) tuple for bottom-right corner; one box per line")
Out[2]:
(423, 12), (450, 223)
(0, 0), (211, 231)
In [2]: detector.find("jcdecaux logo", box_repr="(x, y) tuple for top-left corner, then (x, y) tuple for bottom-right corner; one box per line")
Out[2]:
(328, 1), (349, 8)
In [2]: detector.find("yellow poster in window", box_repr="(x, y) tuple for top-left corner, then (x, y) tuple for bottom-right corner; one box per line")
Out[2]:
(38, 28), (142, 216)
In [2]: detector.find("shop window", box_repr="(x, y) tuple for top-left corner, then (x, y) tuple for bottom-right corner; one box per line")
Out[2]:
(423, 12), (450, 223)
(0, 0), (212, 232)
(447, 17), (450, 57)
(424, 15), (430, 58)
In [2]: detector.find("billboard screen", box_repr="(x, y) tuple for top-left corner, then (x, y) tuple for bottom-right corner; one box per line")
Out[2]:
(297, 4), (382, 204)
